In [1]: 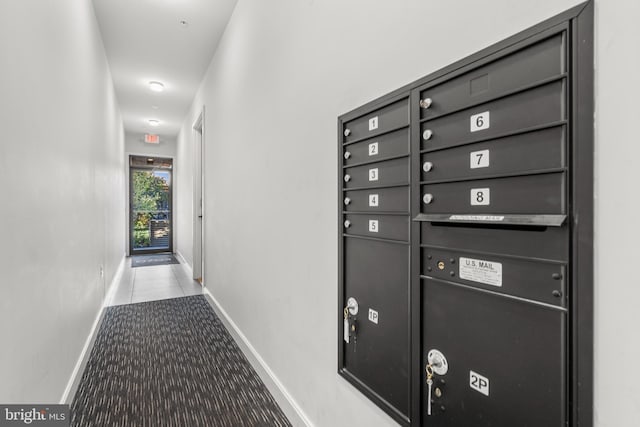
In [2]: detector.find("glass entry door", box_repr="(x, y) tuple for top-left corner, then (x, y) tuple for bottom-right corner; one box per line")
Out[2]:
(129, 156), (173, 254)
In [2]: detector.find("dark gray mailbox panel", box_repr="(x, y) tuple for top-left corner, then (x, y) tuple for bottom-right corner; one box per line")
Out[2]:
(421, 278), (566, 427)
(339, 4), (592, 426)
(343, 237), (410, 417)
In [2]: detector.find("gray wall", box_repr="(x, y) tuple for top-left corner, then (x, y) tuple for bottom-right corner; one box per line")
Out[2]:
(181, 0), (640, 425)
(0, 0), (125, 402)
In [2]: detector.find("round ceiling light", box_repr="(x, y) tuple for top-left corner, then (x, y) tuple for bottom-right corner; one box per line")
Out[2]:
(148, 119), (160, 126)
(148, 81), (164, 92)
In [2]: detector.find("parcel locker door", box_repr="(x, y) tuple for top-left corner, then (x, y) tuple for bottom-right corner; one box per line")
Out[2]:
(422, 278), (566, 427)
(343, 237), (409, 416)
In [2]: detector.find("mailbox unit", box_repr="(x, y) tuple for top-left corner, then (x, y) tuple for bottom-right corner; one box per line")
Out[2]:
(338, 2), (593, 426)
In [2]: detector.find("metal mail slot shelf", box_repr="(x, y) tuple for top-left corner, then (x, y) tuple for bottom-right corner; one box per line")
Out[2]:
(420, 80), (566, 152)
(419, 33), (566, 121)
(420, 172), (566, 216)
(344, 214), (409, 242)
(344, 157), (409, 189)
(420, 126), (565, 183)
(343, 128), (409, 167)
(414, 213), (567, 227)
(343, 98), (409, 144)
(344, 186), (409, 213)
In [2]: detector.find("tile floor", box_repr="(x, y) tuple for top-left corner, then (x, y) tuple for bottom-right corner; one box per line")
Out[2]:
(109, 257), (203, 306)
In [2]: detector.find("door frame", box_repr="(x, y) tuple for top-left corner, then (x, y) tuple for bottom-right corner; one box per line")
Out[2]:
(192, 108), (205, 284)
(128, 156), (174, 255)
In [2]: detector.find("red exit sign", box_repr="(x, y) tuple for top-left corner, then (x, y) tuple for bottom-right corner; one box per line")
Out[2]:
(145, 134), (159, 144)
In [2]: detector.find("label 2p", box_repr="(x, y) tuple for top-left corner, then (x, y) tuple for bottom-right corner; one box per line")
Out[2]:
(470, 370), (490, 396)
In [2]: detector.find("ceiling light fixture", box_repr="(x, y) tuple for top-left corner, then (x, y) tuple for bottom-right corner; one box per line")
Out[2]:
(148, 119), (160, 126)
(148, 81), (164, 92)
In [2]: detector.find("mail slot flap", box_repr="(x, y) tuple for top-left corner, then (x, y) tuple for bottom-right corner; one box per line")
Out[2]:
(421, 173), (566, 215)
(344, 157), (409, 189)
(421, 126), (565, 183)
(422, 278), (566, 426)
(344, 187), (409, 213)
(344, 128), (409, 166)
(422, 249), (566, 307)
(343, 98), (409, 143)
(419, 33), (565, 120)
(420, 220), (569, 262)
(343, 238), (409, 416)
(414, 213), (567, 227)
(421, 80), (565, 152)
(344, 214), (409, 242)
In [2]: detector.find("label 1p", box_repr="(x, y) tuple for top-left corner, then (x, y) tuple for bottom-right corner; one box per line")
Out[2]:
(470, 111), (490, 132)
(470, 370), (490, 396)
(368, 308), (379, 324)
(459, 257), (502, 287)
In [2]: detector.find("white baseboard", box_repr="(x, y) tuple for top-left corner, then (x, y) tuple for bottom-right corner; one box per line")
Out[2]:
(174, 250), (192, 275)
(60, 255), (126, 404)
(203, 289), (313, 427)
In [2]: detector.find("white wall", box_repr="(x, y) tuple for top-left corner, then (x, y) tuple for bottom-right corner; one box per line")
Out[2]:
(175, 0), (640, 425)
(0, 0), (125, 402)
(125, 131), (176, 158)
(175, 119), (195, 268)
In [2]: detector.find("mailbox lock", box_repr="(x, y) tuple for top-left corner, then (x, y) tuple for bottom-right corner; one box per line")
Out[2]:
(344, 128), (351, 137)
(423, 129), (433, 140)
(344, 197), (351, 206)
(423, 193), (434, 204)
(344, 220), (351, 229)
(344, 174), (351, 183)
(419, 98), (433, 109)
(344, 151), (351, 160)
(427, 349), (449, 375)
(437, 261), (445, 270)
(423, 161), (434, 172)
(346, 297), (359, 316)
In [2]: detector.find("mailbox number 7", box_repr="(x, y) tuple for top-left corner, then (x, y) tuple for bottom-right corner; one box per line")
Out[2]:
(470, 149), (490, 169)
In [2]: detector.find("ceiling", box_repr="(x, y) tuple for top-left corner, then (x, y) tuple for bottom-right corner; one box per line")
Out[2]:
(93, 0), (238, 143)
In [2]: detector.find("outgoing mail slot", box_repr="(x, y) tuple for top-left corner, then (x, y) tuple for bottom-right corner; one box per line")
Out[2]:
(421, 126), (565, 183)
(343, 98), (409, 143)
(343, 128), (409, 166)
(343, 157), (409, 189)
(421, 172), (566, 215)
(343, 237), (409, 416)
(344, 187), (409, 213)
(422, 248), (566, 307)
(419, 34), (565, 120)
(421, 221), (569, 262)
(422, 278), (566, 426)
(344, 214), (409, 241)
(421, 80), (565, 152)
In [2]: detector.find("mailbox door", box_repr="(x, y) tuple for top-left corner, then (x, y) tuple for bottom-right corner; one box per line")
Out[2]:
(422, 278), (566, 427)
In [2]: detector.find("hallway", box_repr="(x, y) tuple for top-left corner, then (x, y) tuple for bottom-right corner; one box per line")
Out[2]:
(1, 1), (640, 427)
